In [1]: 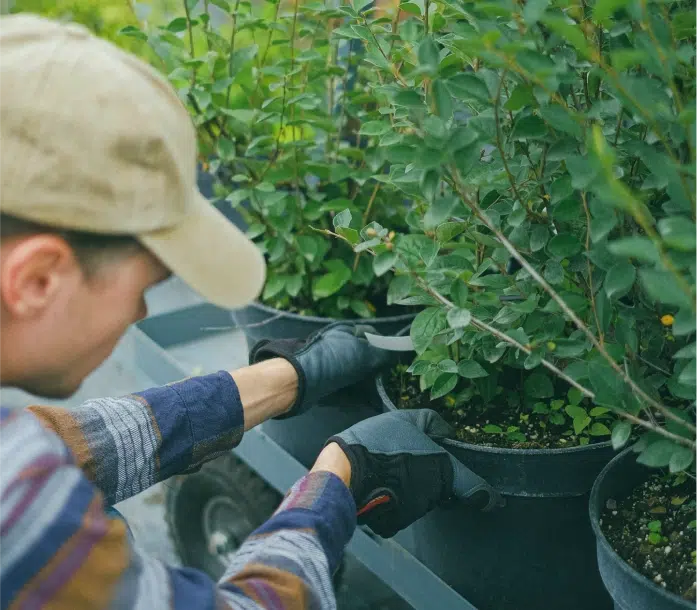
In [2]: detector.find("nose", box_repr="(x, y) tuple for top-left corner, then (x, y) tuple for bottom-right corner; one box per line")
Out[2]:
(134, 298), (148, 323)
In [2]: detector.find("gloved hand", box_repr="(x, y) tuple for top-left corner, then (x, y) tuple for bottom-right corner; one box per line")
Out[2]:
(325, 409), (504, 538)
(249, 323), (393, 418)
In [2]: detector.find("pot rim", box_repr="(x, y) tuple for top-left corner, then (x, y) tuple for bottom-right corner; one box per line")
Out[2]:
(588, 448), (693, 608)
(375, 371), (613, 457)
(242, 300), (417, 326)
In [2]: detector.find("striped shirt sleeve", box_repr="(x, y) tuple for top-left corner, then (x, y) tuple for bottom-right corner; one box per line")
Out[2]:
(26, 371), (244, 505)
(0, 407), (357, 610)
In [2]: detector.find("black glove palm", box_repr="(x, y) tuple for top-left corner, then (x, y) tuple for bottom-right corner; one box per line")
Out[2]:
(327, 410), (504, 538)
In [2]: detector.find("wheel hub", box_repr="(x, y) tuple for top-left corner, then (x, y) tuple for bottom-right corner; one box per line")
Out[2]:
(202, 496), (255, 557)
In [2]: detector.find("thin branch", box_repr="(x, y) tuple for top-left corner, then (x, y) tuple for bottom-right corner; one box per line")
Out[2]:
(317, 226), (696, 449)
(353, 182), (382, 272)
(225, 0), (243, 107)
(581, 192), (603, 344)
(494, 72), (528, 215)
(448, 171), (697, 435)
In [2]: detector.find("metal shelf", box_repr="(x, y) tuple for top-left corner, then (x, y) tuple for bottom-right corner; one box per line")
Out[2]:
(134, 303), (478, 610)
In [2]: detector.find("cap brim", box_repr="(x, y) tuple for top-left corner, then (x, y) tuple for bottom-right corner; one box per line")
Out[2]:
(139, 190), (266, 309)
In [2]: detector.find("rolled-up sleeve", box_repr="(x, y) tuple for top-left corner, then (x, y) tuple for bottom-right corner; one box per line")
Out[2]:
(27, 371), (244, 505)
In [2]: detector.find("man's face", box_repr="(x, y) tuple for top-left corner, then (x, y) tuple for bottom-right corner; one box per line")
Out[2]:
(0, 235), (170, 398)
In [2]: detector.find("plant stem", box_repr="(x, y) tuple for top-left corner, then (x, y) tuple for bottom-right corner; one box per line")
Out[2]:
(581, 192), (604, 344)
(352, 182), (381, 271)
(183, 0), (197, 86)
(225, 0), (243, 107)
(320, 225), (695, 448)
(493, 73), (529, 215)
(449, 171), (697, 435)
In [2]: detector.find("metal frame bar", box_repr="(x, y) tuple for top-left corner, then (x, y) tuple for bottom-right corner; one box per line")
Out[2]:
(134, 308), (477, 610)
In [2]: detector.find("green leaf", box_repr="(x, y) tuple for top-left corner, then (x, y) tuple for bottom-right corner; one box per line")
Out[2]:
(594, 0), (632, 23)
(590, 422), (611, 436)
(530, 225), (549, 252)
(397, 234), (439, 267)
(567, 388), (584, 405)
(458, 360), (488, 379)
(607, 237), (660, 264)
(524, 372), (554, 398)
(359, 121), (390, 136)
(431, 373), (458, 400)
(674, 343), (696, 359)
(639, 269), (694, 309)
(678, 358), (697, 386)
(400, 2), (422, 15)
(119, 25), (148, 41)
(373, 252), (397, 277)
(451, 281), (469, 307)
(387, 275), (413, 305)
(539, 105), (582, 138)
(658, 217), (696, 251)
(447, 308), (472, 329)
(574, 416), (592, 435)
(285, 275), (302, 298)
(333, 209), (352, 229)
(312, 263), (351, 299)
(591, 215), (618, 243)
(484, 424), (503, 434)
(605, 262), (636, 300)
(447, 74), (490, 103)
(410, 307), (448, 354)
(421, 169), (440, 203)
(541, 16), (593, 59)
(511, 115), (547, 140)
(166, 17), (190, 33)
(263, 275), (285, 300)
(566, 155), (600, 190)
(418, 36), (440, 73)
(590, 407), (610, 416)
(637, 440), (677, 468)
(432, 79), (453, 119)
(565, 405), (588, 419)
(670, 446), (695, 473)
(548, 234), (582, 258)
(424, 195), (458, 229)
(611, 421), (632, 450)
(394, 89), (424, 107)
(523, 0), (550, 24)
(505, 84), (536, 111)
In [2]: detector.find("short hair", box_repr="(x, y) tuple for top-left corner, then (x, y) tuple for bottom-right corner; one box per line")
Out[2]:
(0, 213), (142, 274)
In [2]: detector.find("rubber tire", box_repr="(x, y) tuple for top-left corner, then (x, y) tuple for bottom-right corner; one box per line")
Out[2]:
(166, 453), (282, 580)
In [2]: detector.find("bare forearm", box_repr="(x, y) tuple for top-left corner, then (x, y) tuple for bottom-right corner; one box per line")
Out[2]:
(229, 358), (298, 430)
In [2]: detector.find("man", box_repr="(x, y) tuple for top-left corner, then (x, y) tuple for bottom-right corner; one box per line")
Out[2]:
(0, 14), (501, 610)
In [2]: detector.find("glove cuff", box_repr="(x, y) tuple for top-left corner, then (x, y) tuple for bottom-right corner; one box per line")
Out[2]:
(249, 339), (307, 419)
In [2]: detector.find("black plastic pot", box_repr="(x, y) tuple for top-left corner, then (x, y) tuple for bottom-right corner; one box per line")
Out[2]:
(376, 373), (616, 610)
(237, 304), (415, 468)
(590, 449), (694, 610)
(231, 300), (415, 345)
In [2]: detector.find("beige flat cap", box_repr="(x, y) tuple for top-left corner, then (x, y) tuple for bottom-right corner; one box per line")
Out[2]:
(0, 14), (265, 309)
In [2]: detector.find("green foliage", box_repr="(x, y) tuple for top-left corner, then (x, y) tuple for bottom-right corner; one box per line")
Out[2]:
(122, 0), (409, 318)
(331, 0), (695, 459)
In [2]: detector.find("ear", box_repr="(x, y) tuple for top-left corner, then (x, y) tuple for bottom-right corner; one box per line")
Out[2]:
(0, 235), (81, 319)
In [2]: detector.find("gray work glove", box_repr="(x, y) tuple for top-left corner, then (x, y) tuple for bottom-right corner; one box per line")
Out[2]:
(249, 323), (393, 418)
(326, 410), (504, 538)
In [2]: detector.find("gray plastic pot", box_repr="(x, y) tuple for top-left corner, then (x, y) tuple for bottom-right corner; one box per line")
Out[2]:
(233, 303), (415, 468)
(376, 372), (616, 610)
(590, 448), (694, 610)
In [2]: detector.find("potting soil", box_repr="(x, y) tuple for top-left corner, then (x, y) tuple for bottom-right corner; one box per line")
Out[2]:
(601, 472), (696, 600)
(386, 366), (611, 450)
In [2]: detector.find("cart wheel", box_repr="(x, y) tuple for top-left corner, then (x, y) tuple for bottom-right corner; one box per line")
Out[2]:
(165, 453), (346, 588)
(166, 453), (282, 580)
